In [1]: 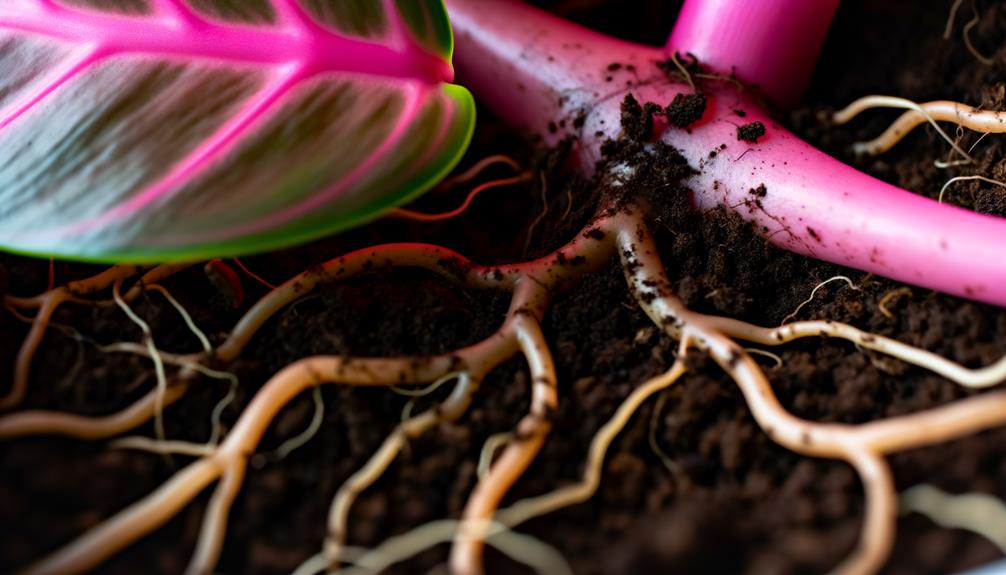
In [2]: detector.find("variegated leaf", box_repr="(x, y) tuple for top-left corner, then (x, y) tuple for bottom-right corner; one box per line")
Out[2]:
(0, 0), (474, 261)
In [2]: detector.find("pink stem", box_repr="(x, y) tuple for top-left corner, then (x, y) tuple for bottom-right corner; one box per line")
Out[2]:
(667, 0), (839, 109)
(445, 0), (1006, 308)
(448, 0), (664, 150)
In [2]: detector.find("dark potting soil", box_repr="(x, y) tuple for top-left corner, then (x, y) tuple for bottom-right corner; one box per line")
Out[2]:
(4, 1), (1006, 574)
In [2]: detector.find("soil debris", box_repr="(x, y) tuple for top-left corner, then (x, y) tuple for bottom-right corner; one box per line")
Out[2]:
(737, 121), (766, 143)
(666, 93), (707, 129)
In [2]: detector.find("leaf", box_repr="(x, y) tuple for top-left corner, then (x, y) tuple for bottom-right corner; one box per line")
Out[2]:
(0, 0), (475, 262)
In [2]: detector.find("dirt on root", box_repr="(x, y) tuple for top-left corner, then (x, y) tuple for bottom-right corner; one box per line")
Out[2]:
(4, 1), (1006, 574)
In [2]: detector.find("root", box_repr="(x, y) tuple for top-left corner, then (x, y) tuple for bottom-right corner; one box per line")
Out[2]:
(112, 280), (171, 443)
(109, 279), (217, 446)
(945, 0), (965, 39)
(615, 222), (1006, 573)
(338, 359), (689, 572)
(17, 241), (581, 574)
(0, 345), (236, 442)
(701, 314), (1006, 388)
(501, 357), (689, 525)
(392, 154), (528, 222)
(0, 383), (189, 440)
(324, 280), (555, 572)
(231, 257), (278, 290)
(961, 6), (995, 66)
(833, 96), (1006, 158)
(2, 263), (192, 411)
(450, 304), (557, 574)
(250, 386), (324, 467)
(434, 154), (523, 190)
(744, 347), (784, 367)
(945, 0), (994, 65)
(324, 407), (446, 564)
(11, 197), (1006, 575)
(523, 171), (551, 256)
(393, 173), (532, 222)
(393, 371), (461, 399)
(111, 436), (216, 458)
(143, 212), (1006, 571)
(900, 484), (1006, 553)
(323, 520), (572, 575)
(3, 233), (575, 441)
(146, 284), (212, 353)
(667, 51), (697, 92)
(648, 388), (686, 482)
(877, 287), (912, 319)
(938, 174), (1006, 204)
(780, 275), (858, 325)
(3, 288), (72, 410)
(20, 353), (464, 575)
(206, 370), (240, 447)
(478, 432), (515, 481)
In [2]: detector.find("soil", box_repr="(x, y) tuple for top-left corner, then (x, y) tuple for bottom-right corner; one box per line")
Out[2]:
(4, 1), (1006, 574)
(665, 93), (707, 129)
(736, 121), (766, 144)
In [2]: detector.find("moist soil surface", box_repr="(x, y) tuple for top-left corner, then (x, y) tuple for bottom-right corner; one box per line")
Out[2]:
(4, 1), (1006, 574)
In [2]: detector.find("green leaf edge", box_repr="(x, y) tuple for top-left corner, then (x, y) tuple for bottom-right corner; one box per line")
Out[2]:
(0, 83), (476, 264)
(397, 0), (455, 60)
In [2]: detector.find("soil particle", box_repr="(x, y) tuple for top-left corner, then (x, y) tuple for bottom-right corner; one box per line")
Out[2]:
(737, 121), (767, 143)
(616, 94), (664, 142)
(666, 92), (707, 129)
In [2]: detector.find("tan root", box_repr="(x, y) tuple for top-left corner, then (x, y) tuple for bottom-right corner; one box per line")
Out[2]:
(945, 0), (995, 66)
(832, 96), (1006, 158)
(2, 263), (193, 410)
(6, 195), (1006, 575)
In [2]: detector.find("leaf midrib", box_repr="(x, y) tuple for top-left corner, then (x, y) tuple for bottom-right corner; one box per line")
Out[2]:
(0, 2), (452, 84)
